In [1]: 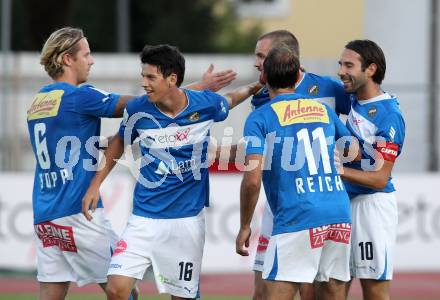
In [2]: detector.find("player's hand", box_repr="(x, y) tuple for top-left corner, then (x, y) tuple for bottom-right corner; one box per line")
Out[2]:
(334, 148), (343, 174)
(236, 226), (251, 256)
(201, 64), (237, 92)
(81, 183), (100, 221)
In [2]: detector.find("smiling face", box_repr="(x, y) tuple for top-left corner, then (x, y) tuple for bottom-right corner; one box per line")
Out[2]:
(141, 63), (176, 103)
(338, 48), (369, 93)
(70, 38), (94, 85)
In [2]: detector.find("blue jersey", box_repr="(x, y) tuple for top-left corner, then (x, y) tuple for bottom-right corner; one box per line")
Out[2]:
(244, 93), (351, 235)
(251, 72), (350, 114)
(344, 93), (405, 198)
(118, 89), (229, 219)
(27, 82), (120, 224)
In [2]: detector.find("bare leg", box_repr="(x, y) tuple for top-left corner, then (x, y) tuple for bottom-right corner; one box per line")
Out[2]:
(100, 282), (139, 300)
(360, 279), (391, 300)
(344, 278), (353, 299)
(39, 282), (70, 300)
(315, 278), (346, 300)
(265, 280), (299, 300)
(299, 282), (315, 300)
(106, 275), (137, 300)
(253, 271), (264, 300)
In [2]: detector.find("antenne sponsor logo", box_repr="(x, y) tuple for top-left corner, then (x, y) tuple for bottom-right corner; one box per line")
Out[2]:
(271, 99), (329, 126)
(27, 90), (64, 120)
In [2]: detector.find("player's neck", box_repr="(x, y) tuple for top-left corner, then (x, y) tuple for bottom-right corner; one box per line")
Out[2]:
(269, 87), (295, 99)
(356, 82), (382, 101)
(54, 71), (81, 86)
(155, 88), (188, 117)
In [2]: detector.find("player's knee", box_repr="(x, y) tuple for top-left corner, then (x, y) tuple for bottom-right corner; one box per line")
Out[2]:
(106, 282), (129, 300)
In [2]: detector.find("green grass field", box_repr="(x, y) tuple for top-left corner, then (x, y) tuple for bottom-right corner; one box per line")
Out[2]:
(0, 296), (437, 300)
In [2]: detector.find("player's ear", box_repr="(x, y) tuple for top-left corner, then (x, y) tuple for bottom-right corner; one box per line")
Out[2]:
(168, 73), (178, 87)
(366, 63), (377, 79)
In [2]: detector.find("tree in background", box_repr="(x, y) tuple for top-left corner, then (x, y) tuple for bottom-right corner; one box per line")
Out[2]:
(7, 0), (260, 53)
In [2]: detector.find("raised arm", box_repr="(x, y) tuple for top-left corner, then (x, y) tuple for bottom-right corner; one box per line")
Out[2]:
(82, 134), (125, 220)
(185, 64), (237, 92)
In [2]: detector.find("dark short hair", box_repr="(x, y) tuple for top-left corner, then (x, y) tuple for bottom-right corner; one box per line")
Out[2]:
(140, 44), (185, 86)
(258, 30), (300, 58)
(345, 39), (386, 84)
(263, 44), (300, 89)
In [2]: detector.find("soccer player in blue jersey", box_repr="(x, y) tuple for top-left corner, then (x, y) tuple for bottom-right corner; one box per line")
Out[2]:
(27, 27), (236, 300)
(338, 40), (405, 300)
(236, 44), (352, 300)
(81, 44), (260, 300)
(221, 30), (351, 300)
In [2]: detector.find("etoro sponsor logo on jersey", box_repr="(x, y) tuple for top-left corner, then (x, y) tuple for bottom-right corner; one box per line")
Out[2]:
(27, 90), (64, 120)
(34, 221), (77, 252)
(137, 121), (212, 149)
(271, 99), (329, 126)
(309, 223), (351, 249)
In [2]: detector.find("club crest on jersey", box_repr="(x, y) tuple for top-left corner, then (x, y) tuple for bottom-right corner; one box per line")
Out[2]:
(271, 99), (329, 126)
(188, 112), (200, 122)
(308, 85), (319, 95)
(368, 106), (377, 117)
(27, 90), (64, 120)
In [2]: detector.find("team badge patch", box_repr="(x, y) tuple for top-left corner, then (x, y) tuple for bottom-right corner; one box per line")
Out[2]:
(188, 112), (200, 122)
(368, 107), (377, 117)
(308, 85), (319, 95)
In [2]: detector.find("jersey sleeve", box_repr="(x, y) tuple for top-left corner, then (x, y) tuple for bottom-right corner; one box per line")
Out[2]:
(243, 111), (266, 155)
(76, 84), (120, 117)
(118, 105), (139, 145)
(329, 77), (351, 115)
(375, 112), (405, 162)
(202, 90), (230, 122)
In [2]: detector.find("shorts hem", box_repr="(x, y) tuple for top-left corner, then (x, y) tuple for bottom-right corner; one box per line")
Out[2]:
(262, 275), (314, 284)
(107, 270), (143, 281)
(76, 278), (107, 287)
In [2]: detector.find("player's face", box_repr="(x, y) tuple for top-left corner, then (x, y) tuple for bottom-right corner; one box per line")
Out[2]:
(254, 38), (273, 83)
(141, 64), (173, 103)
(338, 48), (368, 93)
(71, 38), (94, 85)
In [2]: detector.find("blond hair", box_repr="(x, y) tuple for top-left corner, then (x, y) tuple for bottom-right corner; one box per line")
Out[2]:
(40, 27), (85, 79)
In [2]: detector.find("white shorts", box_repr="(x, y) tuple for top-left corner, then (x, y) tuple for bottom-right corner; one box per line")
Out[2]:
(350, 192), (397, 280)
(253, 201), (273, 272)
(263, 223), (351, 283)
(34, 209), (118, 287)
(108, 211), (205, 298)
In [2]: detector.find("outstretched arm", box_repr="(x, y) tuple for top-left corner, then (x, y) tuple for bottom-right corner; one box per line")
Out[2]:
(82, 134), (125, 220)
(224, 81), (263, 110)
(113, 95), (135, 117)
(341, 160), (394, 190)
(185, 64), (237, 92)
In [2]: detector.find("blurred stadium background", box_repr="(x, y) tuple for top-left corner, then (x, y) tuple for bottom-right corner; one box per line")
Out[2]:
(1, 0), (439, 298)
